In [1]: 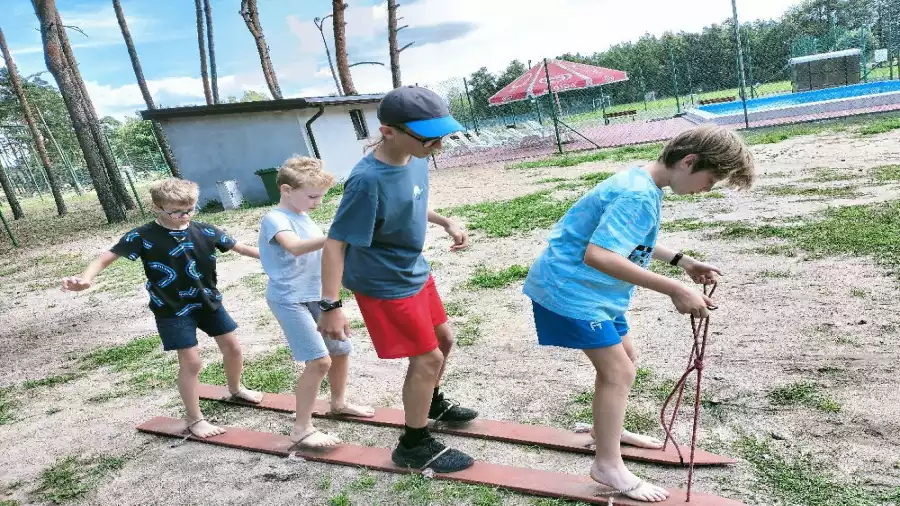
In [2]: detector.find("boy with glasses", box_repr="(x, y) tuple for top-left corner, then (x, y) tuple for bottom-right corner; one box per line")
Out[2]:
(62, 178), (263, 439)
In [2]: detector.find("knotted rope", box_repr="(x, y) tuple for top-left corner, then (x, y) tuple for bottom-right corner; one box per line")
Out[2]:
(659, 281), (717, 502)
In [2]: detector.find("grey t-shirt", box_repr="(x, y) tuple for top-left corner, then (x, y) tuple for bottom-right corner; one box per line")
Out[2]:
(328, 151), (430, 300)
(258, 207), (324, 304)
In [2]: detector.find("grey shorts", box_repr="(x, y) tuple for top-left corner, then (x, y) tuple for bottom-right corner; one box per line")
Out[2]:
(267, 300), (353, 362)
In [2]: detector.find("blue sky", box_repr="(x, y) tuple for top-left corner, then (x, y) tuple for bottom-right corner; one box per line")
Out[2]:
(2, 0), (801, 119)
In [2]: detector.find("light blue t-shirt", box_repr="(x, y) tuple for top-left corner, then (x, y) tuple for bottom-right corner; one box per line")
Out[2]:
(327, 151), (430, 300)
(258, 207), (324, 304)
(522, 166), (663, 322)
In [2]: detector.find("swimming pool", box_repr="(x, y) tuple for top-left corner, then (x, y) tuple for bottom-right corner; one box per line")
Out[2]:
(687, 80), (900, 125)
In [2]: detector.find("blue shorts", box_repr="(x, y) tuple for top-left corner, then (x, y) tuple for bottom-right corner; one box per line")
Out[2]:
(267, 299), (353, 362)
(532, 301), (628, 349)
(154, 306), (238, 351)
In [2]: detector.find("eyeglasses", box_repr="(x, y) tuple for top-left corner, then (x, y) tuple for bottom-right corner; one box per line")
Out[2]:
(391, 124), (444, 148)
(159, 206), (198, 218)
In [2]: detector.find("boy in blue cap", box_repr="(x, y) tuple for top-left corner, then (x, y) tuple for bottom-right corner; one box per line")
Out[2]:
(318, 86), (476, 473)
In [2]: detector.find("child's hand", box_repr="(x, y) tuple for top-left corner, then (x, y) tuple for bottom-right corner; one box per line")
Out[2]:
(670, 284), (715, 318)
(444, 220), (469, 251)
(62, 277), (92, 292)
(682, 258), (722, 285)
(318, 308), (350, 341)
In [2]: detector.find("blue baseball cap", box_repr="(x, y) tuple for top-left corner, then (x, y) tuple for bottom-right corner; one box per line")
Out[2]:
(377, 85), (464, 138)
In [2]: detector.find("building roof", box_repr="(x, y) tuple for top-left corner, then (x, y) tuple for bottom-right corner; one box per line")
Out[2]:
(788, 48), (861, 65)
(140, 93), (385, 121)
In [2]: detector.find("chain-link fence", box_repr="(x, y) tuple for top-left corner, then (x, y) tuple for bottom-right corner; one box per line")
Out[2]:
(427, 0), (900, 169)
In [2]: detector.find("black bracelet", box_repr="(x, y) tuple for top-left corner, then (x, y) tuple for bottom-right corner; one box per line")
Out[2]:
(670, 251), (684, 266)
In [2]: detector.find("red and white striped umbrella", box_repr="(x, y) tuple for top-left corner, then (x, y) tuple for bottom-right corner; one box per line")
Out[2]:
(488, 59), (628, 106)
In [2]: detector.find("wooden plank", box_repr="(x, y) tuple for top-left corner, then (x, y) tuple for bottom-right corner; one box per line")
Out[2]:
(137, 416), (747, 506)
(198, 384), (736, 466)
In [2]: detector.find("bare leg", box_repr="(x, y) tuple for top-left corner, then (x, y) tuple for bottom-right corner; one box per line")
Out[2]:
(434, 323), (454, 386)
(403, 348), (444, 428)
(583, 345), (669, 502)
(214, 332), (262, 403)
(328, 353), (374, 417)
(177, 346), (224, 438)
(292, 355), (340, 447)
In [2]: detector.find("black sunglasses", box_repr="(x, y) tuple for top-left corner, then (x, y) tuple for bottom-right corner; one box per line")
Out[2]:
(391, 124), (444, 147)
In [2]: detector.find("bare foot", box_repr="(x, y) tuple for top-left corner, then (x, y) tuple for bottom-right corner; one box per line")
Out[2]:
(590, 462), (670, 502)
(330, 402), (375, 418)
(187, 418), (226, 438)
(621, 429), (664, 449)
(230, 387), (263, 404)
(584, 427), (664, 450)
(291, 427), (341, 448)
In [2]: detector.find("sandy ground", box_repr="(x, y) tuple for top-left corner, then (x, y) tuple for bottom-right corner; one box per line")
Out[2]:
(1, 128), (900, 505)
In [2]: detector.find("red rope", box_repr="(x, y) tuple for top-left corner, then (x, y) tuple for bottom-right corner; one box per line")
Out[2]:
(659, 281), (717, 502)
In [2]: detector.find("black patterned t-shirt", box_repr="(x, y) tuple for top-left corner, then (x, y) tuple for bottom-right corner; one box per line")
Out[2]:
(110, 221), (235, 317)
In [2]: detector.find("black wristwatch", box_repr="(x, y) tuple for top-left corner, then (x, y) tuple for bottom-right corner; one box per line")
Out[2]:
(670, 251), (684, 266)
(318, 299), (343, 312)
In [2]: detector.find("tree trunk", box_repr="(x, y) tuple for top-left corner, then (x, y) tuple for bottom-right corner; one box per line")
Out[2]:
(34, 0), (125, 223)
(203, 0), (218, 104)
(332, 1), (357, 95)
(54, 11), (135, 210)
(195, 0), (213, 105)
(387, 0), (401, 88)
(112, 0), (183, 178)
(0, 145), (25, 219)
(240, 0), (282, 99)
(0, 25), (67, 215)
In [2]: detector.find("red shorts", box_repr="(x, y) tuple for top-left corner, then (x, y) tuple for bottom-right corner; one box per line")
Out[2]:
(354, 275), (448, 359)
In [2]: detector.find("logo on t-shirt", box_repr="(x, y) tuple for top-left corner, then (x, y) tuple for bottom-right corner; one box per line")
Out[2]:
(413, 185), (423, 199)
(628, 244), (654, 267)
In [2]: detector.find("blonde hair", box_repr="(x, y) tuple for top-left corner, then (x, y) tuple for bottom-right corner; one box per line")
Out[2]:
(659, 125), (756, 190)
(149, 178), (199, 207)
(276, 155), (335, 189)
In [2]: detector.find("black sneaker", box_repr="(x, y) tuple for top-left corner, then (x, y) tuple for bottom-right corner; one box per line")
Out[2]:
(391, 437), (474, 473)
(429, 393), (478, 423)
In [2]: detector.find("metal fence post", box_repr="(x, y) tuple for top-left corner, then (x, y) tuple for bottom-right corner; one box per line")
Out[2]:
(543, 58), (563, 154)
(731, 0), (751, 129)
(463, 77), (479, 134)
(666, 42), (681, 114)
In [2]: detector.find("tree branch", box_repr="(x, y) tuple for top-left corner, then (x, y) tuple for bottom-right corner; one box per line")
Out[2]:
(62, 25), (87, 37)
(399, 42), (414, 53)
(395, 24), (409, 32)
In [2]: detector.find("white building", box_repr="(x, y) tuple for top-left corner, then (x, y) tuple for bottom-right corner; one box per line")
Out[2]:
(141, 94), (384, 206)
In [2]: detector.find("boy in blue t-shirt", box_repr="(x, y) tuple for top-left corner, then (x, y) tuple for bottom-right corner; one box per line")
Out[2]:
(523, 125), (755, 502)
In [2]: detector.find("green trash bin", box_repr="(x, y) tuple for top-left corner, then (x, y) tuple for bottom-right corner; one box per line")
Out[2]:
(254, 167), (280, 203)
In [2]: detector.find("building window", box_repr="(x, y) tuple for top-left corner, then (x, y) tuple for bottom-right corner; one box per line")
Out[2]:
(349, 109), (369, 140)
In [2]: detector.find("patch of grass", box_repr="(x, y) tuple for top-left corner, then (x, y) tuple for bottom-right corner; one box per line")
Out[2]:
(94, 258), (146, 296)
(734, 434), (900, 506)
(718, 201), (900, 274)
(340, 287), (354, 300)
(443, 191), (575, 237)
(872, 164), (900, 182)
(850, 289), (868, 298)
(660, 218), (723, 233)
(346, 473), (377, 492)
(320, 378), (330, 395)
(744, 244), (797, 257)
(0, 500), (21, 506)
(799, 168), (860, 183)
(200, 346), (297, 394)
(391, 475), (510, 506)
(456, 315), (484, 347)
(857, 115), (900, 136)
(758, 270), (793, 279)
(536, 177), (567, 184)
(0, 387), (17, 425)
(766, 185), (860, 198)
(392, 475), (437, 505)
(240, 272), (268, 297)
(664, 190), (726, 202)
(469, 264), (530, 289)
(22, 373), (80, 390)
(326, 492), (351, 506)
(743, 123), (835, 145)
(507, 143), (661, 170)
(79, 335), (177, 397)
(32, 454), (127, 504)
(769, 382), (840, 413)
(565, 390), (658, 434)
(442, 300), (468, 318)
(531, 500), (592, 506)
(349, 318), (366, 330)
